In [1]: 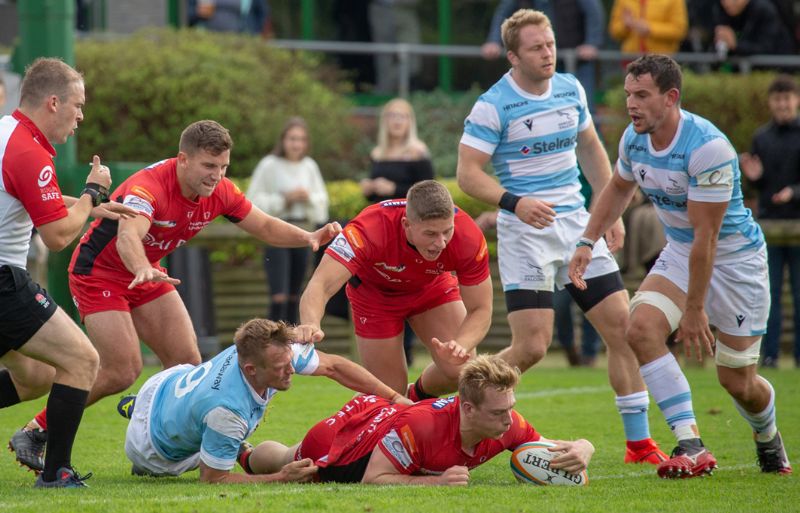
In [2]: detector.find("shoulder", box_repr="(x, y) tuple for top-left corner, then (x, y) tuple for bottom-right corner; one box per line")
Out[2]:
(407, 141), (430, 159)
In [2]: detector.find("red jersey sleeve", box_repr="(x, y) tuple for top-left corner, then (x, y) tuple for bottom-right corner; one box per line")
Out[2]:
(376, 407), (438, 475)
(119, 174), (161, 222)
(217, 178), (252, 222)
(4, 148), (68, 227)
(502, 410), (541, 450)
(452, 211), (490, 286)
(324, 218), (373, 276)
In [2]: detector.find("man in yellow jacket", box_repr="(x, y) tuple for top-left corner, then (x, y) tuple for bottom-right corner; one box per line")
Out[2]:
(609, 0), (688, 54)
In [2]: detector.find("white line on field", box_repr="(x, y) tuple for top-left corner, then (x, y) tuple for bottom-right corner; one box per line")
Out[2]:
(516, 385), (610, 398)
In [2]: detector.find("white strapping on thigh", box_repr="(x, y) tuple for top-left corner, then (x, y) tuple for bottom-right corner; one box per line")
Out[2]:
(629, 290), (682, 333)
(715, 338), (761, 368)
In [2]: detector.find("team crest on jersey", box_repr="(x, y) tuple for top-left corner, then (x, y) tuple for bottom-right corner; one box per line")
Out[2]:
(556, 109), (577, 130)
(666, 178), (686, 195)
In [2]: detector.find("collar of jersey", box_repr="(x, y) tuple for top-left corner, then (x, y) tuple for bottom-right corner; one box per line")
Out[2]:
(12, 110), (57, 157)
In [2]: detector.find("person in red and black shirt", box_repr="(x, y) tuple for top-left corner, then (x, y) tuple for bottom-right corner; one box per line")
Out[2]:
(1, 58), (135, 488)
(298, 180), (492, 400)
(10, 120), (342, 475)
(240, 356), (595, 485)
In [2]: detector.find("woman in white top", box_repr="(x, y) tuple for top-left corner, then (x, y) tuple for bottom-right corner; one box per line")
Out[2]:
(246, 117), (329, 323)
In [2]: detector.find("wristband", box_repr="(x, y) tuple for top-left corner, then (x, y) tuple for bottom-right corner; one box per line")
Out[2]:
(576, 237), (595, 250)
(498, 192), (522, 212)
(81, 182), (109, 208)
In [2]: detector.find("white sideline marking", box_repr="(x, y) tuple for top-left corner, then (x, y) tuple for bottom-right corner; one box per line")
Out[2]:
(516, 385), (610, 399)
(591, 463), (753, 480)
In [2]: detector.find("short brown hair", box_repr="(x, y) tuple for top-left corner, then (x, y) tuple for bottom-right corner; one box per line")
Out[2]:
(179, 120), (233, 156)
(501, 9), (552, 54)
(626, 54), (683, 94)
(20, 57), (83, 107)
(272, 116), (310, 158)
(768, 75), (799, 95)
(233, 318), (294, 363)
(406, 180), (454, 221)
(458, 355), (520, 407)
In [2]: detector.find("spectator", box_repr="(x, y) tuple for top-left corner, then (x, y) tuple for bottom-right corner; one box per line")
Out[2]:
(360, 98), (434, 365)
(609, 0), (688, 55)
(714, 0), (795, 57)
(481, 0), (605, 113)
(740, 75), (800, 368)
(246, 117), (329, 325)
(369, 0), (422, 94)
(189, 0), (271, 37)
(333, 0), (375, 93)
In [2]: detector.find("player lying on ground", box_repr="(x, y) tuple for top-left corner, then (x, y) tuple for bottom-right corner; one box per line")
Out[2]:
(239, 355), (594, 485)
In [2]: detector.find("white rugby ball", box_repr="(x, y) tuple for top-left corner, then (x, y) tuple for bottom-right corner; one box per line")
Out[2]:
(510, 441), (588, 486)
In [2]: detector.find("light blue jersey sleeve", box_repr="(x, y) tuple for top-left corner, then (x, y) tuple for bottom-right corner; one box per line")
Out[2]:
(200, 407), (248, 471)
(291, 342), (320, 375)
(687, 137), (736, 203)
(462, 97), (503, 156)
(617, 129), (635, 181)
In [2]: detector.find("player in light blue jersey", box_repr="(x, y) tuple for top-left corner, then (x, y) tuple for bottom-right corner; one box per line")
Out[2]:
(457, 8), (667, 465)
(570, 54), (791, 478)
(122, 318), (411, 483)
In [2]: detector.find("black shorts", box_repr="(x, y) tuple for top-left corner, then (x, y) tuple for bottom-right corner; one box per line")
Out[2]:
(0, 265), (58, 356)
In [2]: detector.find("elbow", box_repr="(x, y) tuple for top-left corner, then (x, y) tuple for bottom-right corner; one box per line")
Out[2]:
(41, 234), (70, 253)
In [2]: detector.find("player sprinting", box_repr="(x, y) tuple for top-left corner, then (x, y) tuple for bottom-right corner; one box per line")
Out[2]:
(239, 355), (594, 485)
(9, 120), (342, 473)
(297, 180), (488, 400)
(119, 318), (411, 482)
(456, 9), (666, 464)
(569, 54), (791, 478)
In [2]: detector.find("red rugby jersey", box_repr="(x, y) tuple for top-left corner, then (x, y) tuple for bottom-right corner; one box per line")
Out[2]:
(69, 158), (252, 278)
(325, 200), (490, 292)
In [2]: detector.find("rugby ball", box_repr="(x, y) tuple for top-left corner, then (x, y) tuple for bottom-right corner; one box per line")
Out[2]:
(510, 441), (588, 486)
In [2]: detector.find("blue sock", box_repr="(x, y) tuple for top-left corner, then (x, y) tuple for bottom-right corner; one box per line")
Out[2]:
(640, 353), (698, 441)
(616, 391), (651, 442)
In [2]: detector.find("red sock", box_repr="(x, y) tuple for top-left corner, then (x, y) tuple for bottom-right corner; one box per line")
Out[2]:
(34, 408), (48, 431)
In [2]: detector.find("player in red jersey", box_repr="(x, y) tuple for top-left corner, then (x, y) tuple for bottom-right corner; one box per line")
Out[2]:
(1, 58), (135, 487)
(297, 180), (492, 399)
(10, 120), (342, 473)
(239, 355), (595, 485)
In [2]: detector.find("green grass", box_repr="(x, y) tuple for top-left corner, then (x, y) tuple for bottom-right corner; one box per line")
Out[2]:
(1, 354), (797, 513)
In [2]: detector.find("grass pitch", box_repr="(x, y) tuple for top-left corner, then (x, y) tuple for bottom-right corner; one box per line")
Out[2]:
(1, 353), (796, 513)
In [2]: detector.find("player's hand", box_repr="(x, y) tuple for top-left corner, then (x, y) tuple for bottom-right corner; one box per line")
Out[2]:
(91, 201), (138, 221)
(739, 152), (763, 182)
(390, 392), (414, 406)
(430, 337), (470, 366)
(308, 222), (342, 251)
(576, 44), (598, 60)
(772, 186), (794, 204)
(474, 211), (498, 232)
(480, 42), (503, 60)
(285, 188), (310, 204)
(514, 197), (556, 229)
(605, 219), (626, 253)
(128, 267), (181, 289)
(278, 458), (318, 483)
(371, 177), (396, 197)
(86, 155), (112, 189)
(568, 246), (593, 290)
(675, 306), (714, 362)
(549, 439), (594, 474)
(438, 465), (470, 486)
(294, 324), (325, 344)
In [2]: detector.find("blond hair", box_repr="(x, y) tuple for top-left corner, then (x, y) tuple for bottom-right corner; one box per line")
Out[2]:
(458, 355), (520, 407)
(20, 57), (83, 108)
(233, 318), (294, 364)
(406, 180), (454, 221)
(501, 9), (553, 54)
(374, 98), (425, 159)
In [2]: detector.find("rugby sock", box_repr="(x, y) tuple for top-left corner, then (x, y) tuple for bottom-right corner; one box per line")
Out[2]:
(41, 383), (89, 481)
(408, 377), (437, 402)
(734, 376), (778, 443)
(0, 370), (21, 408)
(615, 391), (651, 442)
(640, 353), (698, 442)
(34, 408), (48, 431)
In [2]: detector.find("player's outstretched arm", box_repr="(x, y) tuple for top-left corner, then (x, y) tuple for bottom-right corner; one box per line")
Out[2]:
(235, 206), (341, 250)
(362, 447), (469, 486)
(198, 459), (317, 484)
(298, 254), (353, 342)
(545, 439), (595, 474)
(116, 213), (181, 289)
(313, 352), (411, 405)
(453, 276), (494, 351)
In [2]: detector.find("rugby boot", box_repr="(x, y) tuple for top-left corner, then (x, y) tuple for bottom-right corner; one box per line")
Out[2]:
(625, 438), (669, 465)
(756, 432), (792, 475)
(8, 426), (47, 474)
(657, 438), (717, 478)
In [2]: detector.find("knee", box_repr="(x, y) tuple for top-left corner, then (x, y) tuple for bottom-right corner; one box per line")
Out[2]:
(718, 372), (756, 401)
(100, 361), (143, 394)
(511, 336), (549, 372)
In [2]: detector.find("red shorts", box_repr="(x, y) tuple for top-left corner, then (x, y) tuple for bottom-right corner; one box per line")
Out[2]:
(69, 271), (175, 321)
(346, 273), (462, 339)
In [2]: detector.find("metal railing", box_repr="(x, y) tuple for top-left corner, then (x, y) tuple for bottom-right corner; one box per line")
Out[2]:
(268, 39), (800, 98)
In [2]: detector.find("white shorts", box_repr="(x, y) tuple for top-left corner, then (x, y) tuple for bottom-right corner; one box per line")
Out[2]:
(497, 208), (619, 292)
(648, 243), (769, 337)
(124, 364), (200, 476)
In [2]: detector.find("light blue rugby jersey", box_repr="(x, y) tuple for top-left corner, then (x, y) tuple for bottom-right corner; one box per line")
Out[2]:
(617, 110), (763, 262)
(149, 342), (319, 470)
(460, 71), (592, 214)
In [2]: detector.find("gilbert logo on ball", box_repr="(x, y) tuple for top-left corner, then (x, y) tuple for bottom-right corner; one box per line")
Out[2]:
(510, 441), (588, 486)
